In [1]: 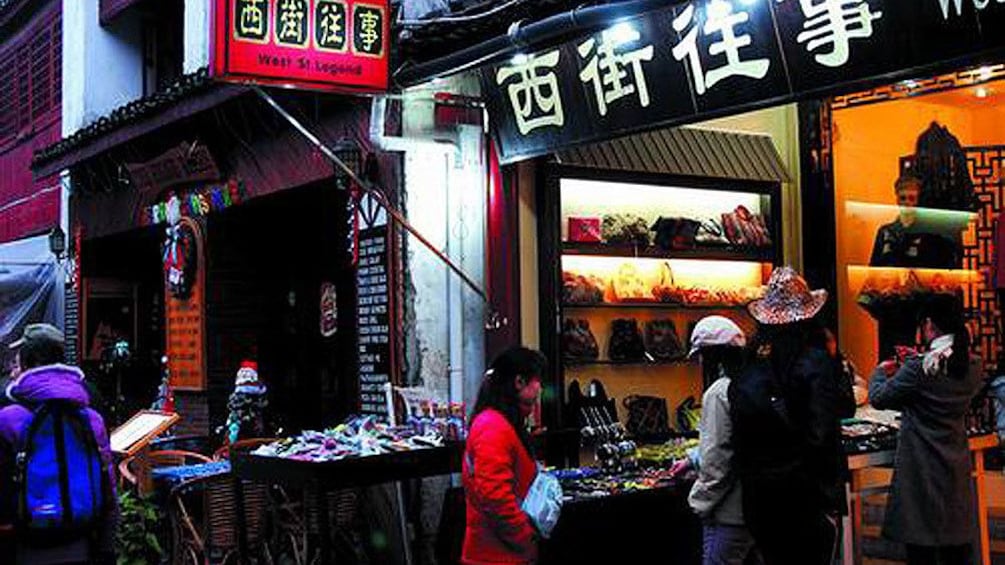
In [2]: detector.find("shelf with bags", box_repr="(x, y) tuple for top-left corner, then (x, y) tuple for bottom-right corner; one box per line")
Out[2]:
(564, 358), (692, 367)
(561, 241), (773, 263)
(562, 302), (749, 311)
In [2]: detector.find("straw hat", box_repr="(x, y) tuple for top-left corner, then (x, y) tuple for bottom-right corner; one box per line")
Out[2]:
(747, 266), (827, 325)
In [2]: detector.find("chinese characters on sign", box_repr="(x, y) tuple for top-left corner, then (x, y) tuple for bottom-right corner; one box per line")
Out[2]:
(796, 0), (882, 67)
(276, 0), (309, 47)
(483, 0), (1003, 163)
(213, 0), (388, 91)
(495, 51), (565, 135)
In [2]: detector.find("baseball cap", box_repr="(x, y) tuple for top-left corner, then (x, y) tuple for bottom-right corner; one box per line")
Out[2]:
(9, 323), (65, 350)
(688, 316), (746, 358)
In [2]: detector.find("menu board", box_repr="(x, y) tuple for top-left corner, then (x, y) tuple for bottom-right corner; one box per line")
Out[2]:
(356, 194), (393, 418)
(110, 410), (180, 456)
(165, 218), (207, 390)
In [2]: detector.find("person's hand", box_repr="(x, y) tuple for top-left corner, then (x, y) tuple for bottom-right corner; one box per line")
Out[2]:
(669, 457), (692, 478)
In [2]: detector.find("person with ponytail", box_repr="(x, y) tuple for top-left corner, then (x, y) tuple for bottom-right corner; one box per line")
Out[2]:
(869, 293), (982, 565)
(462, 347), (546, 565)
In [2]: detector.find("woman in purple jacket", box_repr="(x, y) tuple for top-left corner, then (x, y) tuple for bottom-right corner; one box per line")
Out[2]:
(0, 324), (118, 564)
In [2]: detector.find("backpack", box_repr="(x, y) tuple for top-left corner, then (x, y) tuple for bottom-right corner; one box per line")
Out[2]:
(14, 401), (107, 543)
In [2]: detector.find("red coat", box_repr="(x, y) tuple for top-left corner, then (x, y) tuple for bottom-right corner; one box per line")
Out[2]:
(462, 408), (538, 564)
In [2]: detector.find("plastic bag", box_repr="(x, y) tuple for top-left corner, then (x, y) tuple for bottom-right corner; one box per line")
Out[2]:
(521, 467), (563, 539)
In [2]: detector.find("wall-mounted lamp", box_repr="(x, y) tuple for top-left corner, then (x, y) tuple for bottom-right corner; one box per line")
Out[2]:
(48, 226), (67, 259)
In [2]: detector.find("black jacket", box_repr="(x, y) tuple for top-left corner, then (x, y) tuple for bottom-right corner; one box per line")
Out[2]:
(729, 347), (845, 513)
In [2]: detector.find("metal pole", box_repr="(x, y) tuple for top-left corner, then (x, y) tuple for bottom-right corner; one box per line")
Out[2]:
(253, 86), (489, 303)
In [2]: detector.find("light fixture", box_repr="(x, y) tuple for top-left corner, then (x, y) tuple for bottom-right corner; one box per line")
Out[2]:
(48, 226), (66, 259)
(978, 66), (993, 81)
(976, 86), (989, 99)
(902, 79), (919, 90)
(511, 53), (529, 66)
(605, 21), (639, 46)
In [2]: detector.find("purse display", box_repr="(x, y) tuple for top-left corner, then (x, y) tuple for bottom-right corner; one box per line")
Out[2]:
(645, 319), (685, 361)
(562, 271), (604, 304)
(563, 319), (600, 362)
(602, 214), (651, 246)
(608, 318), (646, 362)
(623, 394), (671, 440)
(568, 217), (602, 243)
(651, 217), (701, 250)
(721, 205), (772, 247)
(607, 262), (651, 303)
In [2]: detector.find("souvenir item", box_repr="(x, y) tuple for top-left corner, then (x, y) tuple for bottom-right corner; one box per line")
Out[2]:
(563, 319), (600, 362)
(695, 219), (729, 245)
(568, 217), (602, 243)
(622, 394), (671, 439)
(675, 396), (701, 433)
(602, 214), (650, 246)
(607, 262), (651, 302)
(722, 205), (772, 247)
(645, 319), (684, 361)
(223, 361), (268, 444)
(608, 319), (645, 362)
(253, 416), (444, 462)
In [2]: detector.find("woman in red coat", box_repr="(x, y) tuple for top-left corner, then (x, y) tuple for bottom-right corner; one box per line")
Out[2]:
(462, 347), (545, 564)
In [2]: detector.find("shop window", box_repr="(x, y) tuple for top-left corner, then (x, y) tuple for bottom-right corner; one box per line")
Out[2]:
(0, 12), (60, 143)
(141, 0), (183, 95)
(831, 68), (1005, 372)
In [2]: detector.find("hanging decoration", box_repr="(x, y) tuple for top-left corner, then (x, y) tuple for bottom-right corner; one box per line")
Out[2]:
(144, 179), (245, 226)
(320, 282), (338, 338)
(162, 195), (198, 299)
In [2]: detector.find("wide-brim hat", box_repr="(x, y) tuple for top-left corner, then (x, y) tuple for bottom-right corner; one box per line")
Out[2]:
(747, 266), (827, 325)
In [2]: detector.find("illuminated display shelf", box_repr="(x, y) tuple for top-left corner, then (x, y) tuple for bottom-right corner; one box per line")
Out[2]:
(562, 241), (774, 262)
(564, 358), (692, 367)
(563, 302), (749, 311)
(844, 200), (977, 224)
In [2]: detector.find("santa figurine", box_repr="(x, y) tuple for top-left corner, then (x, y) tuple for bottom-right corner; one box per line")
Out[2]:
(223, 361), (269, 445)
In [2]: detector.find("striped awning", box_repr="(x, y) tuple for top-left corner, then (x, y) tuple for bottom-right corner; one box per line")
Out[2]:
(555, 127), (791, 183)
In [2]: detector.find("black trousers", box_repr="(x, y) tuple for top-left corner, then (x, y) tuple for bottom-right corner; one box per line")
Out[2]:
(743, 481), (838, 565)
(906, 544), (972, 565)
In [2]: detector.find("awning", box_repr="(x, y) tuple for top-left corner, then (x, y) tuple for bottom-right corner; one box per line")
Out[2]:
(32, 69), (247, 179)
(555, 127), (790, 183)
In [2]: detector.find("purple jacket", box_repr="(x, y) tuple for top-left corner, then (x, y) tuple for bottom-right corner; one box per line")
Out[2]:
(0, 364), (118, 563)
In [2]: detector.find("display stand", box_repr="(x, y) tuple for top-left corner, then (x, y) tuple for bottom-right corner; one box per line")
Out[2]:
(110, 410), (180, 496)
(231, 444), (462, 562)
(842, 434), (997, 565)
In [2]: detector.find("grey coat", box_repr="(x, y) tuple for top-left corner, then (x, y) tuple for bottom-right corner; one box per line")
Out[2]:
(688, 377), (744, 526)
(869, 354), (982, 545)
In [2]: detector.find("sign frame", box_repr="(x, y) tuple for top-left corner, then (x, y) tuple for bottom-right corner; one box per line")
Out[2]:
(211, 0), (391, 93)
(110, 410), (181, 457)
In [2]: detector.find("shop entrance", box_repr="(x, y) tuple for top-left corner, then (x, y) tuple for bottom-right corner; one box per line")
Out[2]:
(205, 180), (355, 437)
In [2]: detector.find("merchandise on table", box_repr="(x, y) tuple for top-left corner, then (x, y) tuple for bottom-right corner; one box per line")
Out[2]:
(252, 416), (445, 462)
(842, 419), (898, 454)
(635, 437), (699, 467)
(552, 466), (683, 501)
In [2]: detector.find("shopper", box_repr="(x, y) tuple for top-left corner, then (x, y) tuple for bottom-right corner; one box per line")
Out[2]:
(730, 267), (844, 565)
(824, 328), (868, 411)
(869, 294), (981, 565)
(462, 346), (546, 565)
(674, 316), (762, 565)
(0, 324), (118, 564)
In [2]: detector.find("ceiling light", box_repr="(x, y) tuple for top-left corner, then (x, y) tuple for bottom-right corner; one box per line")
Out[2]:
(976, 87), (989, 99)
(978, 66), (993, 81)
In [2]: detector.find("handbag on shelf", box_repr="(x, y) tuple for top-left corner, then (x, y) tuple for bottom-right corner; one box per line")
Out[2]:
(563, 319), (600, 362)
(651, 217), (701, 251)
(651, 261), (684, 304)
(568, 217), (602, 243)
(608, 319), (646, 362)
(602, 214), (651, 246)
(623, 394), (671, 439)
(676, 396), (702, 433)
(695, 219), (729, 245)
(563, 271), (604, 304)
(722, 206), (772, 247)
(607, 263), (651, 303)
(645, 319), (685, 362)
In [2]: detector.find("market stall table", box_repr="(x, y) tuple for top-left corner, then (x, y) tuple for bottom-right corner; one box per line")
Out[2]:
(232, 443), (463, 563)
(842, 433), (997, 565)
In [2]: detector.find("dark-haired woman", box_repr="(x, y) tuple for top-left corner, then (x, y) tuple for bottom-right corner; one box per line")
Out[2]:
(730, 267), (845, 565)
(462, 347), (545, 565)
(870, 295), (982, 565)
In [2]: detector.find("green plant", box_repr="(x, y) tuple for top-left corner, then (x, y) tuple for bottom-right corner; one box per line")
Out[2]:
(116, 490), (163, 565)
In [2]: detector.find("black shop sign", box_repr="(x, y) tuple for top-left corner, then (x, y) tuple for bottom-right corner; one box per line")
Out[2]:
(482, 0), (1005, 163)
(355, 194), (394, 419)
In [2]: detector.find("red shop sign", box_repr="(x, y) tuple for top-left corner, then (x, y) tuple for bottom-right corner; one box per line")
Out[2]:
(212, 0), (389, 93)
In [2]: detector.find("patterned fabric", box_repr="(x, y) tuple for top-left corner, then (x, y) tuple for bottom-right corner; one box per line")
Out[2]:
(747, 267), (827, 325)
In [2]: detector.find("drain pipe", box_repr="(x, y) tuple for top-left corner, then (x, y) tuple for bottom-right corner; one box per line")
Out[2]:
(394, 0), (670, 87)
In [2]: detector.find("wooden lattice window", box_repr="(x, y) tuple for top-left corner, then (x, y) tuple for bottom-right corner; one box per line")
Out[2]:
(0, 9), (61, 144)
